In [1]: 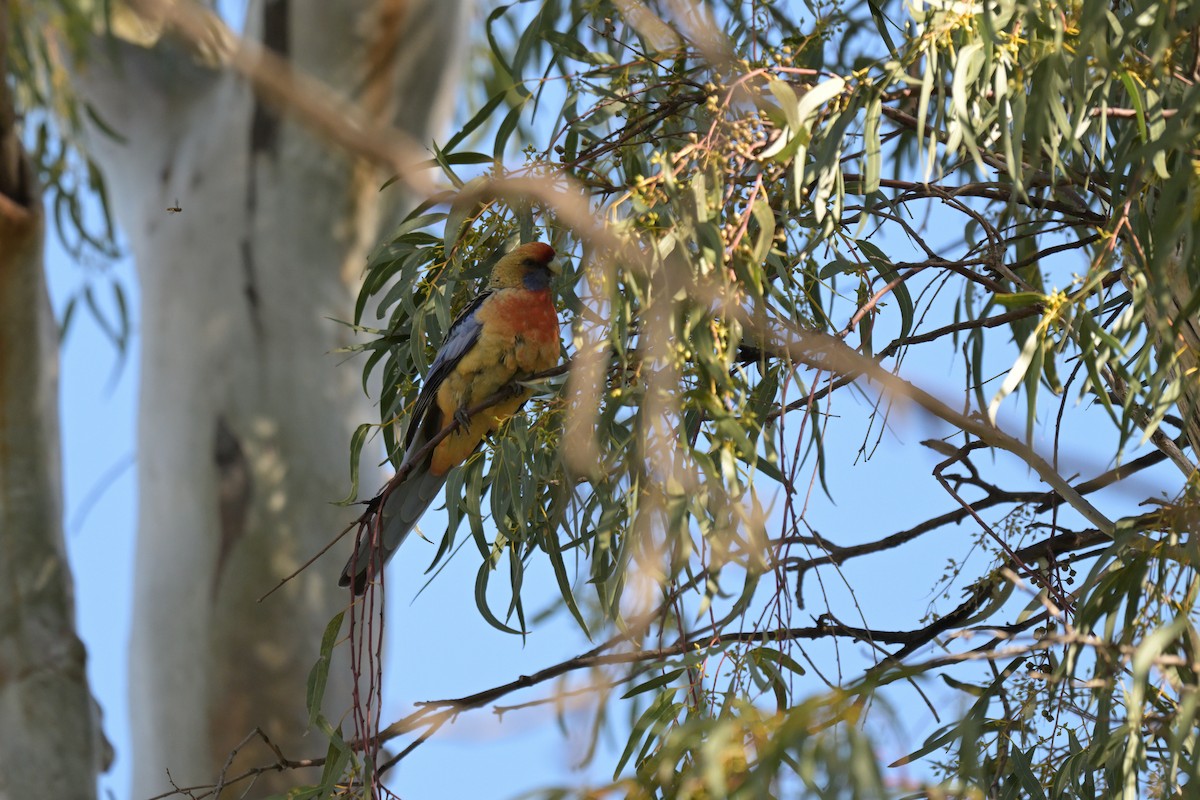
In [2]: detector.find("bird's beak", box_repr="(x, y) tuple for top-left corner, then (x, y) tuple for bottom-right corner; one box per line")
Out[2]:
(547, 259), (562, 276)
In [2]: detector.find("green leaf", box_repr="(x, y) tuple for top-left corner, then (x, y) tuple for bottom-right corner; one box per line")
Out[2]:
(865, 0), (898, 57)
(1117, 70), (1147, 143)
(543, 523), (590, 637)
(988, 326), (1042, 424)
(622, 668), (686, 699)
(941, 674), (987, 697)
(614, 695), (679, 778)
(543, 30), (589, 61)
(749, 199), (776, 267)
(1009, 747), (1049, 800)
(444, 181), (485, 253)
(305, 611), (345, 729)
(767, 79), (800, 130)
(441, 90), (508, 153)
(862, 93), (882, 195)
(796, 77), (846, 128)
(58, 293), (78, 342)
(858, 239), (913, 341)
(335, 424), (373, 505)
(993, 292), (1046, 310)
(891, 720), (979, 768)
(494, 100), (527, 160)
(314, 720), (354, 798)
(474, 557), (525, 635)
(753, 646), (807, 677)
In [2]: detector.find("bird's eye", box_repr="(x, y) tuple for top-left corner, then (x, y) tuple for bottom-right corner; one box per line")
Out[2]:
(521, 258), (534, 267)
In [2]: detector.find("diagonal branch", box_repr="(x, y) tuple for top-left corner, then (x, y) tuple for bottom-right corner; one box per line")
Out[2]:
(756, 323), (1116, 535)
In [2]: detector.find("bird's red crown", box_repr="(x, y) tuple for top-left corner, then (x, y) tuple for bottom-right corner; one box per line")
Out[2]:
(521, 242), (555, 263)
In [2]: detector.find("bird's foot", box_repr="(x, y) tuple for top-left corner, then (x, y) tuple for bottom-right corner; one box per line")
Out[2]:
(454, 407), (472, 430)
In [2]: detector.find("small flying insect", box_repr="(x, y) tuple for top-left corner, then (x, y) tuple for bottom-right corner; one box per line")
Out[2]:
(167, 198), (182, 214)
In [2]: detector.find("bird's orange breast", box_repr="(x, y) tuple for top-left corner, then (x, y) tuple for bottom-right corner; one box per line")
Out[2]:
(480, 289), (560, 357)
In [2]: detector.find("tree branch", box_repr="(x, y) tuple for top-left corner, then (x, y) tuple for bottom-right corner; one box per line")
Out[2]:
(758, 323), (1117, 535)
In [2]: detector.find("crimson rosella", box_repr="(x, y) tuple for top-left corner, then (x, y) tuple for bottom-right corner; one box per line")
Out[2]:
(340, 242), (561, 593)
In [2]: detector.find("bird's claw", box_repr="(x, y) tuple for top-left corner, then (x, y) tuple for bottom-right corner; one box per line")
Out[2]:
(454, 407), (472, 430)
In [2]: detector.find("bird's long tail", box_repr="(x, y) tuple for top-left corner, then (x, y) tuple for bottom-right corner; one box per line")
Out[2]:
(338, 443), (446, 594)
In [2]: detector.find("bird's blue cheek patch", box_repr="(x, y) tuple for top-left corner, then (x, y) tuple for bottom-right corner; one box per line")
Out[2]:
(522, 268), (553, 290)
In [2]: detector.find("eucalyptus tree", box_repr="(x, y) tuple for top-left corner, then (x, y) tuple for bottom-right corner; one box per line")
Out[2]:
(310, 0), (1200, 796)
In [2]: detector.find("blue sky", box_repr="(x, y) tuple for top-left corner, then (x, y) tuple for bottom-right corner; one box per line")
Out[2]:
(44, 2), (1192, 797)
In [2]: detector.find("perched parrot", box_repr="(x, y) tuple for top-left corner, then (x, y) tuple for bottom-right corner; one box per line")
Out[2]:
(340, 241), (561, 593)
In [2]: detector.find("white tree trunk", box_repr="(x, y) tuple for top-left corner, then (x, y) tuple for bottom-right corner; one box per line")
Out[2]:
(0, 135), (106, 799)
(73, 1), (466, 794)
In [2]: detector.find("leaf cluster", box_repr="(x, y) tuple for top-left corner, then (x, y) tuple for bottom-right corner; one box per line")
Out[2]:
(5, 1), (127, 349)
(328, 0), (1200, 796)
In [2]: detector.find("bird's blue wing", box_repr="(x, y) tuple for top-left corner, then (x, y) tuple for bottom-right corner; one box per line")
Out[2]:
(403, 289), (491, 451)
(345, 289), (491, 592)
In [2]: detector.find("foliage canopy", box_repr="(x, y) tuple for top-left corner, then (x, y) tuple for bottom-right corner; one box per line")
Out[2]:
(330, 0), (1200, 796)
(5, 1), (127, 349)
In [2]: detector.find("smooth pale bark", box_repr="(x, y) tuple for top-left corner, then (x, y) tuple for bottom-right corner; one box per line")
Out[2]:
(73, 1), (466, 794)
(0, 140), (106, 799)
